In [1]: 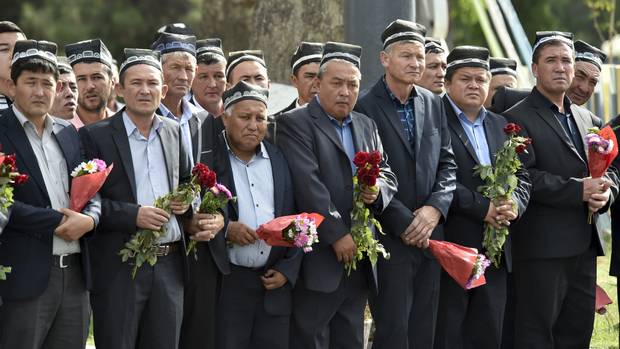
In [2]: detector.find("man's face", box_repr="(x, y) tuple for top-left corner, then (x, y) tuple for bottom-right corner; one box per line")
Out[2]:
(446, 67), (490, 113)
(417, 52), (447, 94)
(74, 62), (112, 113)
(567, 61), (600, 106)
(291, 62), (319, 105)
(381, 41), (425, 86)
(0, 32), (25, 82)
(50, 71), (78, 119)
(162, 54), (196, 98)
(317, 60), (361, 120)
(484, 74), (518, 107)
(228, 61), (269, 89)
(192, 61), (226, 106)
(117, 65), (167, 118)
(223, 99), (268, 153)
(532, 43), (574, 96)
(11, 70), (57, 119)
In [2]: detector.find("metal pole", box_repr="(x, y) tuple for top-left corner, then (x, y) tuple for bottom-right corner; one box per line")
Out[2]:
(344, 0), (416, 90)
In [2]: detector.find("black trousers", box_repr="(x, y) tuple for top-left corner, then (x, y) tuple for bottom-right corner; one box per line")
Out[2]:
(217, 264), (290, 349)
(369, 249), (441, 349)
(434, 263), (508, 349)
(290, 265), (370, 349)
(0, 256), (90, 349)
(500, 273), (515, 349)
(513, 245), (596, 349)
(91, 251), (184, 349)
(180, 243), (221, 349)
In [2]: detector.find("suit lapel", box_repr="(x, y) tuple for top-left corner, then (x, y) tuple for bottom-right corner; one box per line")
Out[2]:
(570, 105), (591, 161)
(52, 126), (77, 187)
(444, 97), (480, 165)
(157, 118), (179, 190)
(483, 114), (502, 166)
(534, 106), (586, 164)
(216, 133), (239, 217)
(372, 82), (414, 159)
(413, 87), (426, 159)
(189, 113), (201, 164)
(3, 112), (48, 197)
(266, 144), (285, 216)
(309, 100), (348, 155)
(111, 115), (137, 201)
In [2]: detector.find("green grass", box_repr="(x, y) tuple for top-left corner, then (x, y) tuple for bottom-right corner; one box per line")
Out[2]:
(592, 252), (619, 349)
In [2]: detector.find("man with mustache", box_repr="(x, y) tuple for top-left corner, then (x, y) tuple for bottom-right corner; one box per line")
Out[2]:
(417, 37), (447, 95)
(503, 31), (617, 348)
(435, 45), (530, 349)
(190, 39), (226, 117)
(65, 39), (114, 128)
(566, 40), (607, 107)
(355, 20), (456, 349)
(51, 56), (78, 121)
(153, 32), (206, 167)
(0, 21), (26, 111)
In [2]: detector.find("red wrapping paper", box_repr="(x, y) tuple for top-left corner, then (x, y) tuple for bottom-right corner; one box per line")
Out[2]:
(595, 284), (613, 314)
(428, 240), (487, 290)
(256, 213), (324, 247)
(70, 164), (114, 212)
(589, 125), (618, 178)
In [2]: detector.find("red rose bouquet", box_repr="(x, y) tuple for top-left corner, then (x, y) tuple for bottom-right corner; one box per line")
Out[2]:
(257, 213), (323, 253)
(0, 152), (29, 280)
(186, 164), (235, 258)
(474, 123), (531, 267)
(428, 239), (490, 289)
(346, 150), (390, 274)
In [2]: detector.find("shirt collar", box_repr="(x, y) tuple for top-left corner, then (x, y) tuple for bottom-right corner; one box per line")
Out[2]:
(122, 111), (163, 137)
(446, 94), (487, 126)
(533, 86), (572, 115)
(13, 105), (56, 133)
(222, 130), (270, 162)
(159, 98), (197, 124)
(382, 75), (416, 104)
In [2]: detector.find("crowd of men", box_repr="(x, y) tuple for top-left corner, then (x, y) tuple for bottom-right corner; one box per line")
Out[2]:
(0, 17), (618, 349)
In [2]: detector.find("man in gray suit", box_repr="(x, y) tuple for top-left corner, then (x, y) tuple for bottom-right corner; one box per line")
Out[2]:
(355, 19), (457, 349)
(277, 41), (397, 349)
(79, 48), (192, 349)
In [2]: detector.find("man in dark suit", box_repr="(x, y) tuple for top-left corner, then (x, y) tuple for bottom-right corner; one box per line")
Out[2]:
(212, 81), (302, 349)
(79, 48), (192, 349)
(503, 31), (617, 348)
(435, 46), (530, 349)
(277, 42), (397, 349)
(0, 40), (101, 349)
(354, 20), (457, 349)
(153, 32), (207, 167)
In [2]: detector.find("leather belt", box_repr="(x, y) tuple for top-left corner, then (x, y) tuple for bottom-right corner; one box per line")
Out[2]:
(52, 253), (81, 268)
(155, 241), (181, 257)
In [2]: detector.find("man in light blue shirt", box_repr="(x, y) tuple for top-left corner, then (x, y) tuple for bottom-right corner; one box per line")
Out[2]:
(216, 81), (302, 349)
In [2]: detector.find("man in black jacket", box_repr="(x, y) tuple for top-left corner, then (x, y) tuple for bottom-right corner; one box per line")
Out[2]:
(435, 45), (530, 349)
(503, 31), (617, 348)
(355, 20), (456, 349)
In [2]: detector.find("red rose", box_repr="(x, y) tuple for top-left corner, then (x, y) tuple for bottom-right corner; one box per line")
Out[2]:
(205, 171), (217, 188)
(13, 173), (28, 185)
(353, 152), (370, 167)
(368, 151), (382, 165)
(3, 154), (16, 168)
(363, 174), (377, 187)
(369, 165), (380, 178)
(192, 163), (217, 188)
(503, 123), (522, 135)
(515, 144), (527, 154)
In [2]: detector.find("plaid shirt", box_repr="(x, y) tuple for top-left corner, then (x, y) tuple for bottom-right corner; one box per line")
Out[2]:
(383, 77), (415, 143)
